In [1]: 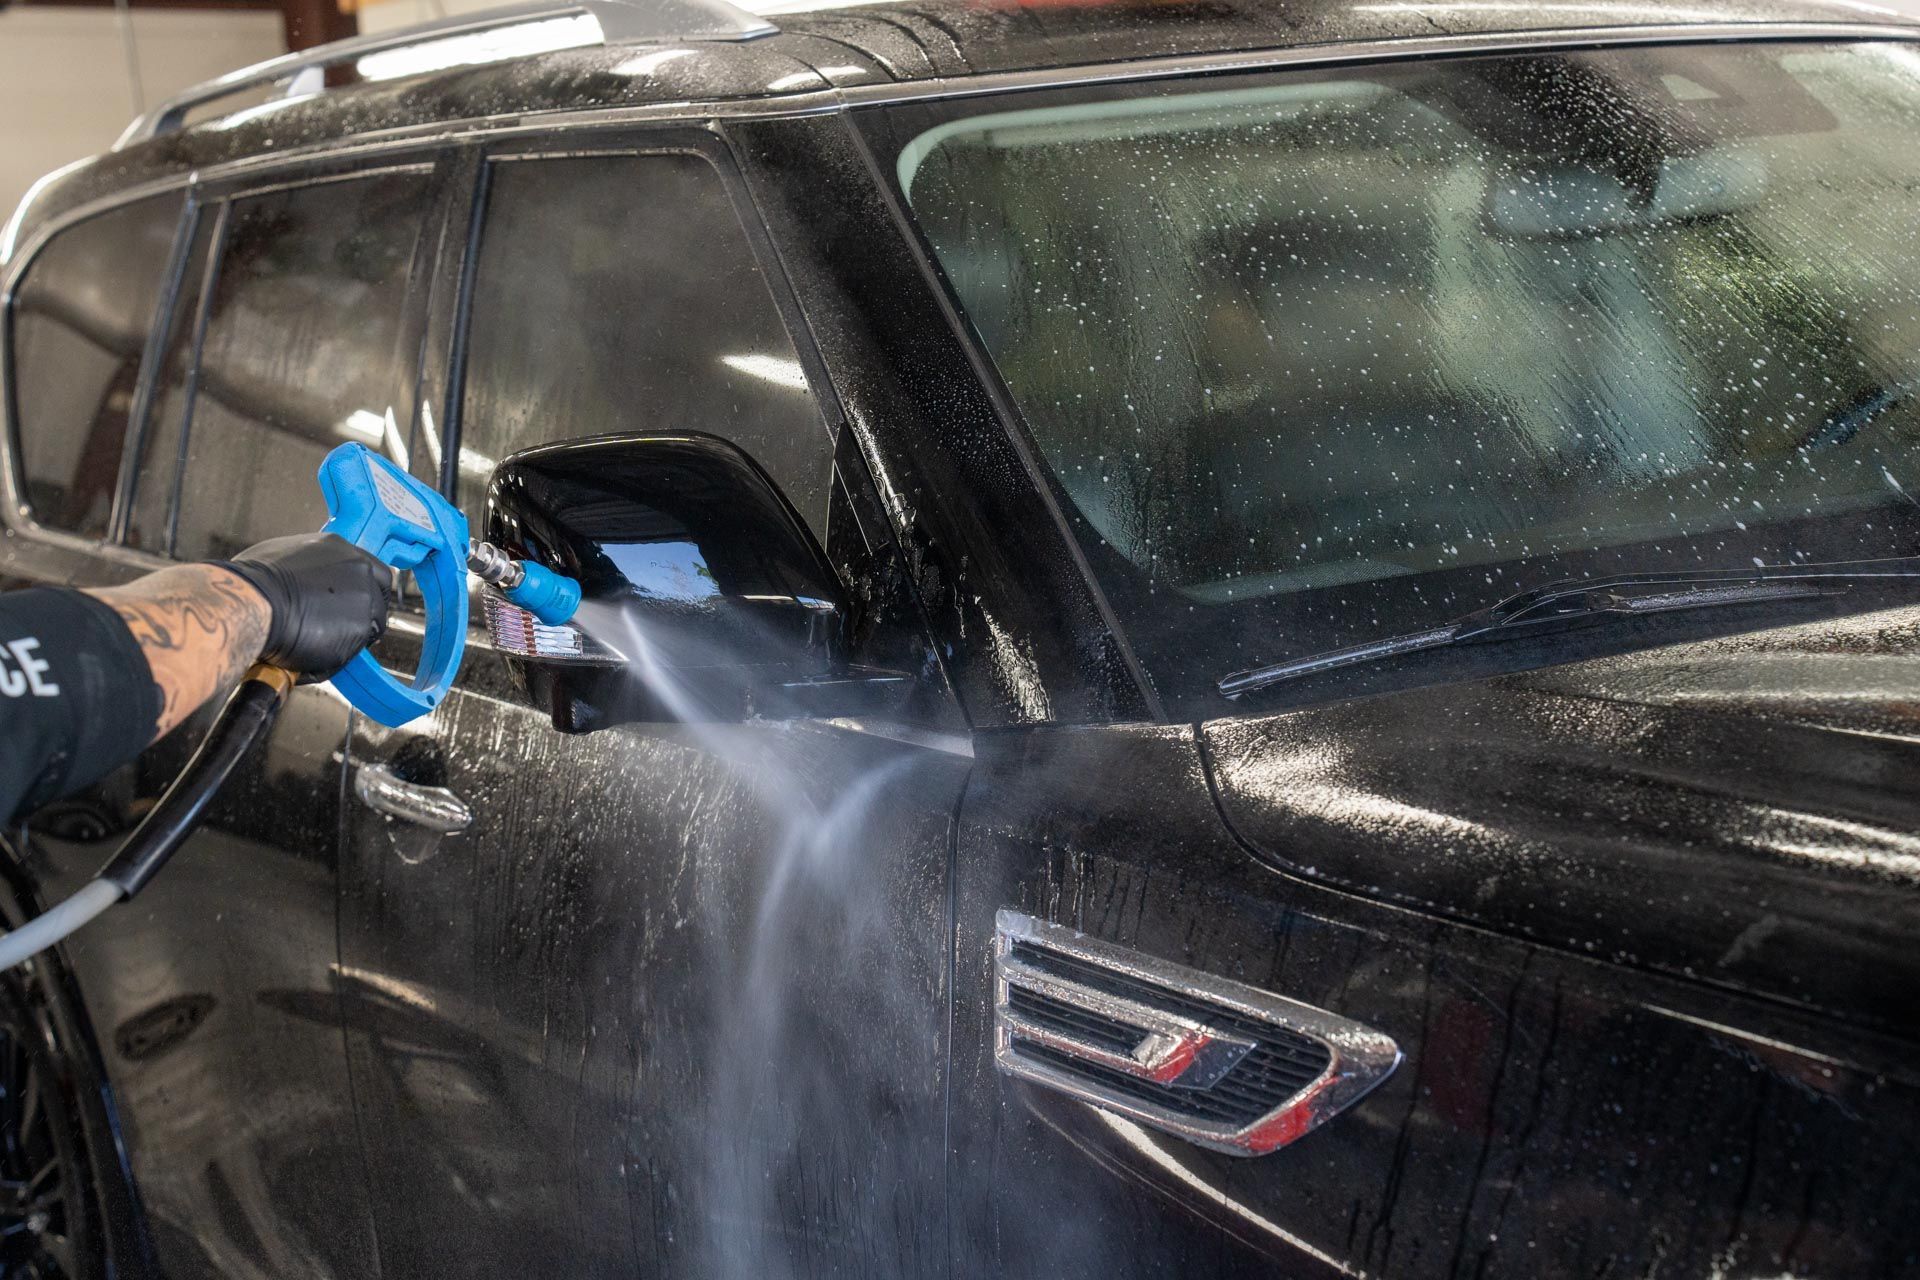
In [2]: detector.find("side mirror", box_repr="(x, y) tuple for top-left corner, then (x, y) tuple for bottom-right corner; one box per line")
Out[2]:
(482, 432), (877, 732)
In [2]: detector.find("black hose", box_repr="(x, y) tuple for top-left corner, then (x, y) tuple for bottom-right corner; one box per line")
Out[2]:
(96, 666), (291, 898)
(0, 666), (292, 971)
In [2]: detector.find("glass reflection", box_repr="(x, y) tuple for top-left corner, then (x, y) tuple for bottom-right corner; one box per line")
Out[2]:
(902, 44), (1920, 617)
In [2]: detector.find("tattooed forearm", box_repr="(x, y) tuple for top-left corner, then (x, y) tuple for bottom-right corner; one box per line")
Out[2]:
(85, 565), (269, 742)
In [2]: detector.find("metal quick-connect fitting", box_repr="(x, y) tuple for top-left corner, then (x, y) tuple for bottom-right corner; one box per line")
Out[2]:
(466, 540), (524, 590)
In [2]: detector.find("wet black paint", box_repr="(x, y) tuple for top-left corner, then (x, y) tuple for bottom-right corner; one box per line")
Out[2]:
(4, 4), (1920, 1276)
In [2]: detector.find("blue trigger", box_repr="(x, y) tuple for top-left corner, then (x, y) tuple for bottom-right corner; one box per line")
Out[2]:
(317, 442), (470, 727)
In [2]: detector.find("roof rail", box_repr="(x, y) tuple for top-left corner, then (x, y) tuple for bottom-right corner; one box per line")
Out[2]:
(113, 0), (777, 150)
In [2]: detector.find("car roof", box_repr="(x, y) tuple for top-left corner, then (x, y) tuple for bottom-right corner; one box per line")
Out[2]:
(7, 0), (1918, 255)
(771, 0), (1917, 78)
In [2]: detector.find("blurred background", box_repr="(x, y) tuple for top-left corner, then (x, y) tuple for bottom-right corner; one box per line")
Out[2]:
(3, 0), (1920, 217)
(0, 0), (543, 216)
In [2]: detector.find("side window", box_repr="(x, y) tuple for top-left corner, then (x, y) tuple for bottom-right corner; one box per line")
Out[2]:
(133, 169), (433, 560)
(455, 152), (829, 532)
(7, 192), (185, 538)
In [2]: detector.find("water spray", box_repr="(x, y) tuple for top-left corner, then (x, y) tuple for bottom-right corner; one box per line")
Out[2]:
(0, 442), (580, 970)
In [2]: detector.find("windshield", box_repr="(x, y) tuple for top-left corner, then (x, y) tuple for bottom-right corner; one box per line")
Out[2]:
(880, 41), (1920, 708)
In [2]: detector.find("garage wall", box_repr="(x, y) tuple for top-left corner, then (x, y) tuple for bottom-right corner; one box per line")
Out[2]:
(0, 7), (284, 227)
(356, 0), (494, 36)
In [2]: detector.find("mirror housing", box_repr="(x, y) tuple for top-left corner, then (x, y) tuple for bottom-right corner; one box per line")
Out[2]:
(483, 433), (871, 732)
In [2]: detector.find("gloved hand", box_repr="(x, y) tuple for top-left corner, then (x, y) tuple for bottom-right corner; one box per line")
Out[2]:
(217, 533), (393, 677)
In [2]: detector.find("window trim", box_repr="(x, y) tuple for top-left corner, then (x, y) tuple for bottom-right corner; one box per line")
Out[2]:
(133, 199), (225, 558)
(103, 194), (207, 547)
(851, 98), (1167, 719)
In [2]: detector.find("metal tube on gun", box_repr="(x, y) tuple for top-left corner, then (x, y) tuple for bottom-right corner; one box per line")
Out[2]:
(466, 539), (524, 590)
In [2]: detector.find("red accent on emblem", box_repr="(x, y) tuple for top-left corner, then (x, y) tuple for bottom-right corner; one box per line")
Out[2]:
(1140, 1031), (1210, 1084)
(1237, 1073), (1335, 1154)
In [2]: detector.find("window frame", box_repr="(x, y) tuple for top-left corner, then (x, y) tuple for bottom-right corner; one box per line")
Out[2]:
(0, 184), (195, 558)
(0, 148), (464, 570)
(435, 127), (845, 507)
(0, 122), (845, 662)
(428, 124), (847, 651)
(855, 42), (1920, 717)
(130, 157), (451, 561)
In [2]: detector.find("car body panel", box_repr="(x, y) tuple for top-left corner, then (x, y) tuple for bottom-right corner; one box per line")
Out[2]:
(1205, 604), (1920, 1030)
(951, 720), (1920, 1278)
(4, 6), (1920, 1278)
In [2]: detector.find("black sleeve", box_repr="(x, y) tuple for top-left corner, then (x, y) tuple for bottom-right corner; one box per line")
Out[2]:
(0, 588), (162, 826)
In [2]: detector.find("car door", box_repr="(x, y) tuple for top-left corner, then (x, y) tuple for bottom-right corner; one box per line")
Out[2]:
(4, 159), (446, 1279)
(336, 132), (970, 1279)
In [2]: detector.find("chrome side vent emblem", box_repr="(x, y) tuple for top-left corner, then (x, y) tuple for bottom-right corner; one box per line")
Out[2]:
(993, 911), (1399, 1157)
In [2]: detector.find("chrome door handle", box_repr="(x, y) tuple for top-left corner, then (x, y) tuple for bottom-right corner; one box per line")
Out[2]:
(353, 763), (472, 834)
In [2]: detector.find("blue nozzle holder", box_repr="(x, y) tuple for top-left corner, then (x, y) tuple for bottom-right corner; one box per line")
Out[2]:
(317, 443), (470, 727)
(503, 559), (582, 627)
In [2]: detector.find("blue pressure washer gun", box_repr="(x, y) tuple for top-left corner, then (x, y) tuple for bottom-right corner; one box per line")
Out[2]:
(0, 442), (581, 969)
(317, 441), (580, 725)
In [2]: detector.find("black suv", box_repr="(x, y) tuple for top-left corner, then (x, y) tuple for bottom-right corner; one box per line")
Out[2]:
(5, 1), (1920, 1276)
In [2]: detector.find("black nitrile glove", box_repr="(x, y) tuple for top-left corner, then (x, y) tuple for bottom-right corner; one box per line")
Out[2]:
(218, 533), (393, 678)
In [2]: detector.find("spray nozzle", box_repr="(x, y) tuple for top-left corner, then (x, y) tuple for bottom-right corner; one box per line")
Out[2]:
(468, 540), (582, 626)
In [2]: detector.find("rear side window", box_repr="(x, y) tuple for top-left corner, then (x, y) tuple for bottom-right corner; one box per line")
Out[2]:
(454, 153), (828, 531)
(7, 193), (184, 538)
(136, 170), (432, 559)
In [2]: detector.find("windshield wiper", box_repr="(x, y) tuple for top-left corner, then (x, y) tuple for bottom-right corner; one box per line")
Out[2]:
(1217, 556), (1920, 700)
